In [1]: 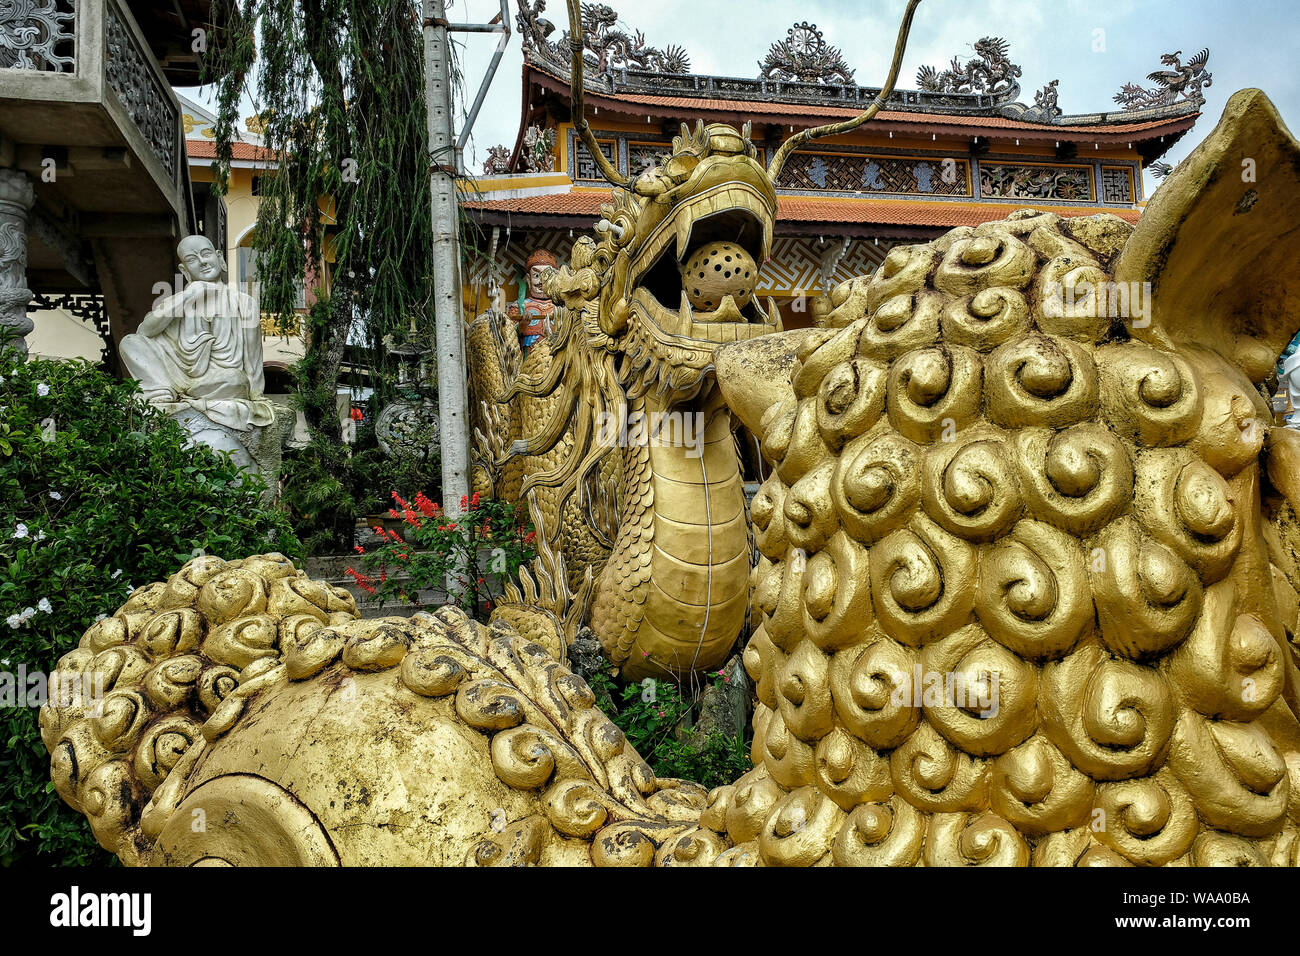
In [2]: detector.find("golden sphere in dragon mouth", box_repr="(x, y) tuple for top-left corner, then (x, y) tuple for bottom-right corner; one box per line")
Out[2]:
(681, 240), (757, 311)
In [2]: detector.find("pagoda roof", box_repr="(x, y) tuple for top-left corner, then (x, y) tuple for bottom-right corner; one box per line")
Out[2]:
(524, 58), (1199, 160)
(461, 186), (1141, 239)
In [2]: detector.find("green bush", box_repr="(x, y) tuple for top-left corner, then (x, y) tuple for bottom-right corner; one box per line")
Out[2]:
(587, 671), (751, 791)
(278, 421), (443, 555)
(354, 491), (534, 620)
(0, 349), (300, 866)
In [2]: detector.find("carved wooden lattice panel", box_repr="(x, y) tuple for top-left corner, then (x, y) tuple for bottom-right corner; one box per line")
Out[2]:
(1101, 166), (1134, 203)
(979, 162), (1092, 201)
(574, 140), (617, 182)
(628, 142), (672, 178)
(0, 0), (75, 73)
(779, 152), (970, 196)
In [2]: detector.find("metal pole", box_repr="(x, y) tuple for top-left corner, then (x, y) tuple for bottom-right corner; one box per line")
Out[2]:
(454, 0), (512, 175)
(423, 0), (470, 519)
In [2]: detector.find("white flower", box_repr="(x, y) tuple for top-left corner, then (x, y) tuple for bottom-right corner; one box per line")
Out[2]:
(111, 569), (123, 579)
(20, 607), (35, 621)
(49, 491), (62, 500)
(12, 523), (27, 539)
(5, 614), (21, 629)
(36, 383), (50, 396)
(93, 613), (107, 622)
(37, 598), (52, 613)
(34, 530), (45, 541)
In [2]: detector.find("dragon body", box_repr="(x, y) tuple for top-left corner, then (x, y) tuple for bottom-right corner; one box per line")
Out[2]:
(468, 121), (779, 680)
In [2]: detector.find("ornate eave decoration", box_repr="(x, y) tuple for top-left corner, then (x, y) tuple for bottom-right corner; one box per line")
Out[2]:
(757, 21), (855, 85)
(1115, 48), (1212, 111)
(517, 0), (690, 75)
(917, 36), (1022, 95)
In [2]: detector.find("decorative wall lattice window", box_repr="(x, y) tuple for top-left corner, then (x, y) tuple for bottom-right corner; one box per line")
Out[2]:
(628, 142), (671, 178)
(979, 162), (1092, 201)
(778, 152), (970, 196)
(574, 139), (617, 182)
(1101, 166), (1134, 203)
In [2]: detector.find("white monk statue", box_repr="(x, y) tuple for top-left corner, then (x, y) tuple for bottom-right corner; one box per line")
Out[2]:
(120, 235), (288, 489)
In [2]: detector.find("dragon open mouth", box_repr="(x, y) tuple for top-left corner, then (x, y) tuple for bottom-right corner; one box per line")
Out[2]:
(629, 182), (780, 345)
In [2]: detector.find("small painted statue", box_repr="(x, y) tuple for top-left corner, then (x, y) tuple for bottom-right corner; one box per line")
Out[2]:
(508, 249), (558, 354)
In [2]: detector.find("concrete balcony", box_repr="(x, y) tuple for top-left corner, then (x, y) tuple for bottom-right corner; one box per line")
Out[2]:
(0, 0), (216, 355)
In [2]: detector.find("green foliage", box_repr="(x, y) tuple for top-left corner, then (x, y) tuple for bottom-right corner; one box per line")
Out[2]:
(0, 351), (300, 866)
(278, 419), (442, 555)
(206, 4), (442, 548)
(208, 0), (435, 394)
(354, 492), (534, 620)
(586, 671), (752, 791)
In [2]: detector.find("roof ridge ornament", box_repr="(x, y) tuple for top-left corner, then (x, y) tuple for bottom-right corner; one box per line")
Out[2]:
(518, 0), (690, 75)
(1031, 79), (1062, 119)
(916, 36), (1022, 95)
(1114, 48), (1212, 111)
(757, 21), (856, 85)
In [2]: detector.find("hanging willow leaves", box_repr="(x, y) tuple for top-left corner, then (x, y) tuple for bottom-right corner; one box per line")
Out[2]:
(202, 0), (442, 552)
(205, 0), (434, 432)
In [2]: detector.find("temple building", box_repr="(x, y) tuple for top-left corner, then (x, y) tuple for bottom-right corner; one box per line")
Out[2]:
(462, 10), (1209, 328)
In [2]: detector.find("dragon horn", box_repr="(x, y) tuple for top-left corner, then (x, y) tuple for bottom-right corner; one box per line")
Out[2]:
(767, 0), (923, 181)
(565, 0), (632, 187)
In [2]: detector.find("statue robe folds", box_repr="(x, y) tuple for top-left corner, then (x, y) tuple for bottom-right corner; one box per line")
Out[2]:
(121, 282), (276, 432)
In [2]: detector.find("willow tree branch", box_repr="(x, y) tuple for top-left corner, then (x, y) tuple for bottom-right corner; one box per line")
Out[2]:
(566, 0), (631, 188)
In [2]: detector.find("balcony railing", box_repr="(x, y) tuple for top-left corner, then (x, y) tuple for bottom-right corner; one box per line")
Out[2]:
(0, 0), (186, 217)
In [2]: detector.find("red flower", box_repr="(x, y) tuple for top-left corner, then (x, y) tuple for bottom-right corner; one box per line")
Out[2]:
(460, 494), (468, 509)
(353, 545), (365, 554)
(392, 492), (410, 509)
(523, 530), (537, 545)
(470, 491), (481, 508)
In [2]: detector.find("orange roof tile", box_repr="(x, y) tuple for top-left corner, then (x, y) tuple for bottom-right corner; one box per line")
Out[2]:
(185, 139), (277, 162)
(462, 190), (1141, 227)
(463, 191), (611, 215)
(777, 196), (1141, 226)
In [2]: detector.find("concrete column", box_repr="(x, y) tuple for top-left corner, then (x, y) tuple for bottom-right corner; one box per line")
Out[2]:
(0, 168), (35, 355)
(423, 0), (470, 519)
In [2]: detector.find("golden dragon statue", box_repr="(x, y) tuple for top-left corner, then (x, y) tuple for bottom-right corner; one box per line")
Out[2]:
(37, 0), (1300, 865)
(465, 113), (777, 681)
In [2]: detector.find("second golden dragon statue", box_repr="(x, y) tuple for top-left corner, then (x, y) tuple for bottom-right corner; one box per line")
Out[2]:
(36, 0), (1300, 865)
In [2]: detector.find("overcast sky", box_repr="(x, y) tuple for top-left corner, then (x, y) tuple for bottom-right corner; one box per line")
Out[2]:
(446, 0), (1300, 195)
(184, 0), (1300, 196)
